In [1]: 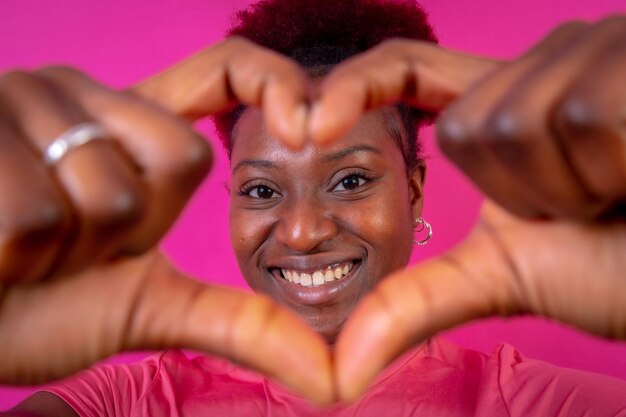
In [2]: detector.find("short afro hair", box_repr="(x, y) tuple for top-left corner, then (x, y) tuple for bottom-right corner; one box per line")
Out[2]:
(214, 0), (437, 169)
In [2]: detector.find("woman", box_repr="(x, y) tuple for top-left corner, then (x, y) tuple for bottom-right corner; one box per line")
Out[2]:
(4, 0), (626, 415)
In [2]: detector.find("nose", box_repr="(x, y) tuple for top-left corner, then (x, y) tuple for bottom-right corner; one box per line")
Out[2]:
(274, 195), (338, 253)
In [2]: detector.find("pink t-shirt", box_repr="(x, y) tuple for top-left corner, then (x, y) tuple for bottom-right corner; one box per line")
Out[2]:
(44, 338), (626, 416)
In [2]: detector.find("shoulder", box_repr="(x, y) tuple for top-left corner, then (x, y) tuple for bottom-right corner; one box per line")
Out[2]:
(36, 350), (200, 417)
(478, 343), (626, 416)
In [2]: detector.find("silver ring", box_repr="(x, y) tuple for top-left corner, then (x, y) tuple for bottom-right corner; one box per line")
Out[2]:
(44, 123), (108, 165)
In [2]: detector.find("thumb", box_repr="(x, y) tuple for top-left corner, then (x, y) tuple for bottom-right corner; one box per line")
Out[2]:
(335, 201), (626, 402)
(334, 212), (521, 403)
(126, 253), (335, 405)
(0, 252), (334, 405)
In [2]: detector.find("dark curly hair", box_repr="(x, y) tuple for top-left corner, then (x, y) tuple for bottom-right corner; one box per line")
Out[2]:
(214, 0), (437, 170)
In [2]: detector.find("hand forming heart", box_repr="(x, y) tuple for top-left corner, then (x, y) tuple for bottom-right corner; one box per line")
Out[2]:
(1, 17), (625, 406)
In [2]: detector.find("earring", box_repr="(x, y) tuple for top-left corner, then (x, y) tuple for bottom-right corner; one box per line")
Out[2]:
(413, 217), (432, 245)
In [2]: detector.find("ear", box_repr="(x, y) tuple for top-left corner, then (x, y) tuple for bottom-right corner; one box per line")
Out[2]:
(408, 159), (426, 220)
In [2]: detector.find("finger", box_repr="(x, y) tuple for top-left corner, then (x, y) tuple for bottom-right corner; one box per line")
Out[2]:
(334, 210), (523, 402)
(41, 67), (213, 254)
(554, 21), (626, 216)
(131, 257), (334, 404)
(437, 23), (587, 218)
(0, 70), (147, 276)
(0, 107), (70, 283)
(309, 40), (500, 143)
(336, 199), (626, 402)
(133, 37), (310, 147)
(0, 252), (334, 405)
(478, 18), (626, 220)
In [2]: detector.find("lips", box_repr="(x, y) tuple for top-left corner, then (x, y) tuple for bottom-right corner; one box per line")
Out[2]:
(268, 259), (362, 306)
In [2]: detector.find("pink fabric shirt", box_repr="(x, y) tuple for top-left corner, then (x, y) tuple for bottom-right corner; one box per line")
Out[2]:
(44, 338), (626, 416)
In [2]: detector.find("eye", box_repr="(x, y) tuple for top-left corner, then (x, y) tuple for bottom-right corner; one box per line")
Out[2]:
(240, 182), (280, 199)
(333, 174), (368, 192)
(248, 185), (277, 199)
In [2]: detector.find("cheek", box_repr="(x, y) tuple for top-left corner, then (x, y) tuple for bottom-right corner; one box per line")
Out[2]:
(228, 209), (249, 257)
(346, 192), (414, 270)
(373, 206), (413, 265)
(228, 206), (271, 273)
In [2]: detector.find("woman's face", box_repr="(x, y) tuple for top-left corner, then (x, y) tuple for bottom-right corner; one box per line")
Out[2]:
(229, 108), (424, 344)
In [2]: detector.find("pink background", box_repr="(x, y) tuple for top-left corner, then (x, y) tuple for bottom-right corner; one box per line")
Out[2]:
(1, 0), (625, 409)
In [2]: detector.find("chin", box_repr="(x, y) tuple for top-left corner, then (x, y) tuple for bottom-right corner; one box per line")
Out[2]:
(303, 312), (346, 347)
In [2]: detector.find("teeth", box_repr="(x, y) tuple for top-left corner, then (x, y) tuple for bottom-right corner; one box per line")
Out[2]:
(301, 273), (312, 287)
(312, 271), (324, 286)
(324, 270), (335, 282)
(279, 261), (355, 287)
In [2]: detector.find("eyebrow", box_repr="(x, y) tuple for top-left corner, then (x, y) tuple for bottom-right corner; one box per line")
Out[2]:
(232, 145), (382, 174)
(232, 159), (278, 174)
(322, 145), (382, 162)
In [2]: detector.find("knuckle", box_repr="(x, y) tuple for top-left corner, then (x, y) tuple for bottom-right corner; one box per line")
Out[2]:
(37, 65), (83, 79)
(162, 134), (213, 180)
(553, 20), (589, 35)
(87, 185), (146, 230)
(485, 110), (525, 143)
(1, 199), (69, 245)
(542, 20), (589, 44)
(596, 14), (626, 30)
(0, 69), (64, 104)
(222, 36), (258, 57)
(436, 112), (478, 158)
(223, 36), (248, 48)
(378, 38), (410, 53)
(556, 96), (612, 138)
(483, 110), (533, 162)
(0, 70), (40, 91)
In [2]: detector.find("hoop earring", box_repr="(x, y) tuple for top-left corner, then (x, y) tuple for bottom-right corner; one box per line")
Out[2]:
(413, 217), (432, 246)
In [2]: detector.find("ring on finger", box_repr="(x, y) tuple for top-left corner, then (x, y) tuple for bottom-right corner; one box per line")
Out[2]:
(43, 122), (108, 165)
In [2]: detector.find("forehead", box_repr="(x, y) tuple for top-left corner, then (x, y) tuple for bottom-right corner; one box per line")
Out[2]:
(230, 107), (405, 165)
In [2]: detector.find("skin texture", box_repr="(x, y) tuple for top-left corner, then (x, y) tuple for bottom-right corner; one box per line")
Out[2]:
(0, 39), (334, 406)
(3, 15), (626, 414)
(135, 37), (311, 147)
(331, 16), (626, 401)
(229, 108), (423, 344)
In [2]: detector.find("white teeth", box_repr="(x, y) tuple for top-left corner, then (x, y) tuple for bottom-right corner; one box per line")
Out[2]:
(279, 261), (356, 287)
(312, 271), (324, 286)
(324, 270), (335, 282)
(301, 273), (312, 287)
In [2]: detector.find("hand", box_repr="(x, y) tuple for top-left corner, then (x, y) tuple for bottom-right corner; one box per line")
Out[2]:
(307, 38), (501, 143)
(334, 16), (626, 402)
(0, 56), (333, 404)
(335, 201), (626, 401)
(134, 37), (311, 147)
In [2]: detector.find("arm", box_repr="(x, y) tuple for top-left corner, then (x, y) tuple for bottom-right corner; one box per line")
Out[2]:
(3, 392), (78, 417)
(332, 16), (626, 401)
(0, 45), (332, 404)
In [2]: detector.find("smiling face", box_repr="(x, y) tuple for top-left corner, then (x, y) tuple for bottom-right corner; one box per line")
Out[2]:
(229, 107), (425, 344)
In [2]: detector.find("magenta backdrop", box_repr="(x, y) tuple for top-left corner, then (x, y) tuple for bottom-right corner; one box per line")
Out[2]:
(1, 0), (625, 409)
